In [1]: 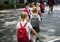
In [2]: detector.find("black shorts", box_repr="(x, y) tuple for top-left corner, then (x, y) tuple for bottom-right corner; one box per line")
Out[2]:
(41, 9), (44, 13)
(33, 27), (40, 33)
(30, 40), (32, 42)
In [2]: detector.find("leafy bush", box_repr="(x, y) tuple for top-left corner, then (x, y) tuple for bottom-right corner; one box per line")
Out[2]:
(0, 3), (24, 10)
(16, 3), (24, 8)
(0, 4), (4, 10)
(0, 4), (14, 10)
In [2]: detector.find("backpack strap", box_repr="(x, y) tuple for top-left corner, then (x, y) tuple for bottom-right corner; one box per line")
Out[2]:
(20, 23), (23, 27)
(24, 22), (27, 27)
(20, 22), (27, 27)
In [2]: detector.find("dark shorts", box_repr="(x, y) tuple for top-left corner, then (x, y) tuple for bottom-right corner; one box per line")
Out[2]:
(41, 9), (44, 13)
(31, 26), (40, 35)
(33, 27), (40, 33)
(30, 40), (32, 42)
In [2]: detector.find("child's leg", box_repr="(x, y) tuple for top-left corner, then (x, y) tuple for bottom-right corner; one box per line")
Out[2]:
(36, 32), (40, 40)
(32, 27), (39, 42)
(32, 35), (36, 42)
(36, 27), (40, 41)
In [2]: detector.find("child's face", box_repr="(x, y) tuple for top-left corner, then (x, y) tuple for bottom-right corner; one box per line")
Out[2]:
(32, 4), (35, 7)
(28, 4), (30, 6)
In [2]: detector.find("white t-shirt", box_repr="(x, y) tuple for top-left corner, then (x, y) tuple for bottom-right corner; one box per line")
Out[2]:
(30, 14), (41, 22)
(16, 20), (32, 40)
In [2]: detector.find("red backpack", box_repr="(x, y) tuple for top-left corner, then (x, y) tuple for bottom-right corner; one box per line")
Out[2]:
(38, 10), (42, 17)
(40, 3), (45, 10)
(17, 22), (30, 42)
(23, 7), (30, 15)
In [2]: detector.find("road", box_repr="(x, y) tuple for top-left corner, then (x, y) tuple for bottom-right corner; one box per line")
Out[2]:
(0, 6), (60, 42)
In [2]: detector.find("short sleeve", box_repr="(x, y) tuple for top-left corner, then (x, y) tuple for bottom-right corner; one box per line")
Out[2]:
(16, 22), (20, 29)
(38, 15), (41, 21)
(28, 22), (33, 29)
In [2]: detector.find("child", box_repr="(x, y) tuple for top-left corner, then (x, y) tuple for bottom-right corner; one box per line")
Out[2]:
(31, 2), (42, 20)
(36, 3), (40, 11)
(36, 3), (42, 20)
(40, 1), (45, 13)
(16, 12), (38, 42)
(24, 2), (30, 19)
(30, 8), (41, 42)
(31, 2), (36, 8)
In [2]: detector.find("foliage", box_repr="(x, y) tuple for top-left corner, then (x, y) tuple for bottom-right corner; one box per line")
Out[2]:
(0, 3), (24, 10)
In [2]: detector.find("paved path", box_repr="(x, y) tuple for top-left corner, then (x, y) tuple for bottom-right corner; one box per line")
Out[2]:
(40, 10), (60, 42)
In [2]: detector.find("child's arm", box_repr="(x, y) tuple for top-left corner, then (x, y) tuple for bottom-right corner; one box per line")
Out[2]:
(38, 10), (42, 17)
(16, 29), (18, 42)
(31, 28), (38, 36)
(28, 23), (38, 36)
(38, 15), (41, 21)
(16, 22), (19, 42)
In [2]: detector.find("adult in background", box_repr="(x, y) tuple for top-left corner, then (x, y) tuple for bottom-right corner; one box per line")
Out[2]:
(47, 0), (55, 14)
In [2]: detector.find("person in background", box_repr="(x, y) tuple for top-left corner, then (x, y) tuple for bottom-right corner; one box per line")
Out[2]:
(31, 2), (42, 20)
(31, 2), (36, 13)
(36, 3), (40, 11)
(31, 2), (36, 8)
(47, 0), (55, 14)
(36, 3), (42, 20)
(23, 2), (30, 19)
(40, 1), (45, 13)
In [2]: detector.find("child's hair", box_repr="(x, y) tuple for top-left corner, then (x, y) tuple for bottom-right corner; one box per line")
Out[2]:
(36, 3), (40, 6)
(25, 2), (30, 7)
(32, 8), (38, 13)
(32, 2), (36, 6)
(40, 1), (44, 4)
(21, 12), (28, 19)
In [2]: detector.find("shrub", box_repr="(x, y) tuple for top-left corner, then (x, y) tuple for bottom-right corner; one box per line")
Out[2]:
(16, 3), (24, 8)
(0, 3), (24, 10)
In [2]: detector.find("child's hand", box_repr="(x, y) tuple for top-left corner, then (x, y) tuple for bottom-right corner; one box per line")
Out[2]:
(36, 34), (39, 37)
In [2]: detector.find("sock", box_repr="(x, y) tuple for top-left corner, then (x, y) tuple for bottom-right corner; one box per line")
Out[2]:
(32, 39), (35, 42)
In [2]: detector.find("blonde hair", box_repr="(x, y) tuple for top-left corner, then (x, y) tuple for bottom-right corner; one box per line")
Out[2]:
(36, 3), (40, 7)
(32, 8), (38, 13)
(21, 12), (28, 19)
